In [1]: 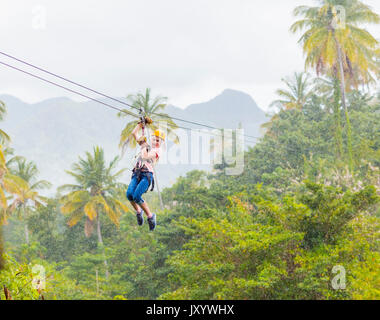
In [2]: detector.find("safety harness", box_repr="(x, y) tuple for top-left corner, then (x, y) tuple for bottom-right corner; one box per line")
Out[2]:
(132, 151), (155, 192)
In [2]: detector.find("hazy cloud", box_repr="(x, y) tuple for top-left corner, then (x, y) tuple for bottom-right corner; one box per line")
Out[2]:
(1, 0), (379, 111)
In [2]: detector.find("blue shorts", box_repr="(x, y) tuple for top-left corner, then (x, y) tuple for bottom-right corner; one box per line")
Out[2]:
(126, 172), (153, 205)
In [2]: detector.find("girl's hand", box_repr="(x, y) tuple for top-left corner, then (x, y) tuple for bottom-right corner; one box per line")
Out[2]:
(137, 136), (147, 145)
(144, 117), (153, 125)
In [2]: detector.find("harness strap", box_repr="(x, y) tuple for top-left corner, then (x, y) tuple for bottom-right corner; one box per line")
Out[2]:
(132, 167), (155, 192)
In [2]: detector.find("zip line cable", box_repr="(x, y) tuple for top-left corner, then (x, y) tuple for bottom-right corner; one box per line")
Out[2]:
(1, 53), (318, 154)
(0, 61), (129, 116)
(0, 60), (258, 144)
(0, 58), (317, 155)
(0, 51), (260, 141)
(0, 59), (318, 158)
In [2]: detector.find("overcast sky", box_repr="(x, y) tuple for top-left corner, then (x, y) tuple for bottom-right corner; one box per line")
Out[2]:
(1, 0), (379, 111)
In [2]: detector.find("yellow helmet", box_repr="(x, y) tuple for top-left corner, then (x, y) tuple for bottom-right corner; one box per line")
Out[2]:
(152, 129), (165, 141)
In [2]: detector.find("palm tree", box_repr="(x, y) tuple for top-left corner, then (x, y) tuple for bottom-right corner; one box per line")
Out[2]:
(0, 100), (11, 145)
(58, 146), (129, 279)
(118, 88), (179, 209)
(262, 72), (313, 135)
(270, 72), (314, 111)
(0, 147), (29, 225)
(118, 88), (179, 150)
(3, 147), (23, 168)
(6, 159), (51, 244)
(290, 0), (380, 171)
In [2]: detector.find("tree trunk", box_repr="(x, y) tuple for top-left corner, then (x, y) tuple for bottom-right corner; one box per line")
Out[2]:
(334, 35), (354, 172)
(3, 286), (12, 300)
(96, 214), (109, 280)
(23, 205), (29, 245)
(333, 78), (344, 159)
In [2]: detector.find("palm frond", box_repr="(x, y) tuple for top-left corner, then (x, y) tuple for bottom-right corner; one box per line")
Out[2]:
(29, 180), (52, 191)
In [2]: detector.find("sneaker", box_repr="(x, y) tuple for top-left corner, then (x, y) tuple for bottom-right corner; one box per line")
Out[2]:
(147, 213), (156, 231)
(136, 210), (144, 226)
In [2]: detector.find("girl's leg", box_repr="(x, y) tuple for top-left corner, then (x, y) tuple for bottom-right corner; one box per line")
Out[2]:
(140, 202), (153, 219)
(132, 175), (153, 218)
(130, 201), (142, 213)
(126, 175), (142, 213)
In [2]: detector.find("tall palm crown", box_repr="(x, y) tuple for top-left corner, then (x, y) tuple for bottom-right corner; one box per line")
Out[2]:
(262, 72), (313, 135)
(0, 150), (31, 223)
(9, 158), (51, 189)
(270, 72), (314, 111)
(4, 174), (47, 220)
(0, 148), (25, 218)
(0, 148), (28, 224)
(118, 88), (179, 152)
(3, 147), (23, 168)
(290, 0), (380, 88)
(59, 146), (129, 237)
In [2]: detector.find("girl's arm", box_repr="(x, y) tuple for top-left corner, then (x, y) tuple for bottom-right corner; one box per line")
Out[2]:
(132, 120), (158, 160)
(132, 122), (143, 141)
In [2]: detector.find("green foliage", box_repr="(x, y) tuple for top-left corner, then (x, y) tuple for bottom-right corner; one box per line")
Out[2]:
(2, 87), (379, 299)
(160, 205), (303, 299)
(0, 252), (110, 300)
(0, 254), (40, 300)
(298, 182), (379, 248)
(0, 227), (4, 270)
(1, 7), (379, 298)
(160, 182), (379, 300)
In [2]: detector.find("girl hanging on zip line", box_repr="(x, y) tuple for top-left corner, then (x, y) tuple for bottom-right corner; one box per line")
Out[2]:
(126, 118), (165, 231)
